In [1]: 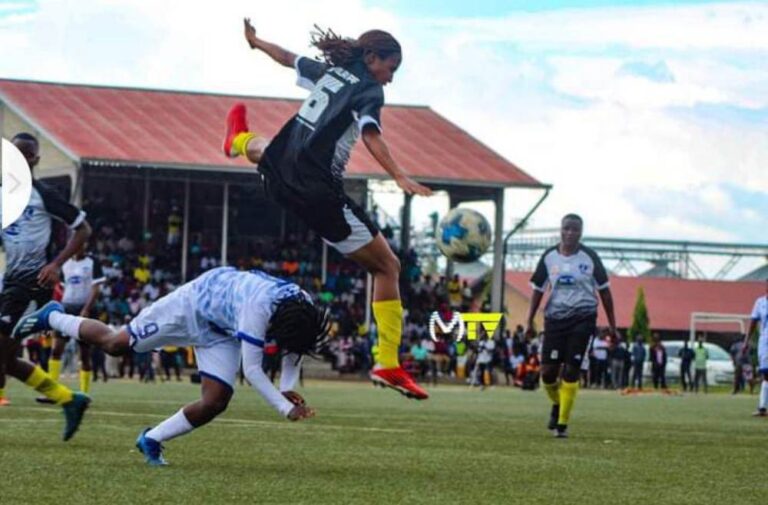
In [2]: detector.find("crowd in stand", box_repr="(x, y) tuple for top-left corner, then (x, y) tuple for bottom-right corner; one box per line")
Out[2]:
(16, 189), (753, 392)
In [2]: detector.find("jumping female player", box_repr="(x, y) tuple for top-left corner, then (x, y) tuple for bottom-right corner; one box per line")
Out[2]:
(223, 19), (432, 399)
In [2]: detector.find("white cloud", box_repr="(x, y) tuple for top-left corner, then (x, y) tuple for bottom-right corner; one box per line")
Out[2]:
(0, 0), (766, 271)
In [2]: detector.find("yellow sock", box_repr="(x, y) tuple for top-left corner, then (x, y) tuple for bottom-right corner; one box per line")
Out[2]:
(48, 359), (62, 381)
(543, 381), (560, 405)
(372, 299), (402, 369)
(232, 132), (256, 157)
(0, 387), (5, 399)
(79, 370), (92, 394)
(25, 366), (74, 405)
(558, 380), (580, 425)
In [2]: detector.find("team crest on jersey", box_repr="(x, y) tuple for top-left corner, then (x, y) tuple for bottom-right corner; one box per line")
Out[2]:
(579, 263), (590, 274)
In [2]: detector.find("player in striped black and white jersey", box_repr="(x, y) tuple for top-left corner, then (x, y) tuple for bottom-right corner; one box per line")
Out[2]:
(747, 279), (768, 417)
(525, 214), (617, 438)
(222, 19), (432, 400)
(0, 132), (91, 440)
(14, 267), (330, 466)
(40, 243), (105, 399)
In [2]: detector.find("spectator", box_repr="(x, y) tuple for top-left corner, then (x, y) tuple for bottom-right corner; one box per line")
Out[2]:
(694, 340), (709, 394)
(461, 280), (473, 311)
(630, 336), (646, 389)
(447, 274), (462, 310)
(678, 340), (695, 392)
(472, 332), (496, 388)
(161, 346), (182, 382)
(92, 346), (108, 383)
(609, 336), (628, 389)
(649, 334), (667, 390)
(592, 333), (609, 388)
(409, 339), (429, 379)
(730, 339), (745, 394)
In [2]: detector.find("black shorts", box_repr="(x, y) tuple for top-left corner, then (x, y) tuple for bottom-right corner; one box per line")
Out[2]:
(0, 275), (53, 337)
(541, 314), (597, 368)
(259, 154), (379, 255)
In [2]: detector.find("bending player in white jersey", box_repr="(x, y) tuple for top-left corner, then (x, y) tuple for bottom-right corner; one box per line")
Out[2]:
(13, 267), (330, 466)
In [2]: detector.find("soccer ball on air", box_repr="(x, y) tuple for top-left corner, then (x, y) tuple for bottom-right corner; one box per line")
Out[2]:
(436, 208), (492, 263)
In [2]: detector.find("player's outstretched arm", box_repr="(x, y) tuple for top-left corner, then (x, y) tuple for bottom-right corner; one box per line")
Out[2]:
(241, 342), (314, 420)
(598, 288), (617, 337)
(525, 290), (544, 340)
(362, 127), (432, 197)
(243, 17), (297, 68)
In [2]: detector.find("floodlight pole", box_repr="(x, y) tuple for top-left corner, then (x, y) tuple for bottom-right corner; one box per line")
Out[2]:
(498, 187), (551, 324)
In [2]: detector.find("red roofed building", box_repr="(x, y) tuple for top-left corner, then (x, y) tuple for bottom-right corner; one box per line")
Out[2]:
(1, 79), (549, 295)
(0, 79), (541, 188)
(505, 271), (764, 342)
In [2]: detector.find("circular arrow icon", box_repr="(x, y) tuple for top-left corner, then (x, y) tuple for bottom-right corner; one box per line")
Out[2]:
(1, 138), (33, 230)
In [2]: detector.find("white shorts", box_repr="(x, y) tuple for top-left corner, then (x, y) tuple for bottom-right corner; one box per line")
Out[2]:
(127, 288), (241, 390)
(758, 336), (768, 374)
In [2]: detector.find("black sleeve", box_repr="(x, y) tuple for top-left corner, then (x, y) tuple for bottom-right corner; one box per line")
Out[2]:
(353, 83), (384, 132)
(584, 246), (609, 290)
(529, 251), (549, 291)
(34, 180), (85, 229)
(295, 56), (329, 89)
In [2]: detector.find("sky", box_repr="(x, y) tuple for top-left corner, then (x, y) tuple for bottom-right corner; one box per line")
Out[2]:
(1, 0), (766, 276)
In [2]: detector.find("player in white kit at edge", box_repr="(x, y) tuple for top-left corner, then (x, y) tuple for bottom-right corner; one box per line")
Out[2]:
(13, 267), (330, 466)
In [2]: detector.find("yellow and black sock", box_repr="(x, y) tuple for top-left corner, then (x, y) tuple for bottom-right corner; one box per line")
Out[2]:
(25, 366), (73, 405)
(48, 358), (62, 381)
(558, 380), (579, 426)
(372, 299), (403, 369)
(543, 381), (560, 405)
(79, 370), (92, 394)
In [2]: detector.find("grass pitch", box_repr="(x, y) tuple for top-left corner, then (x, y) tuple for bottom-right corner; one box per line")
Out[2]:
(1, 378), (765, 504)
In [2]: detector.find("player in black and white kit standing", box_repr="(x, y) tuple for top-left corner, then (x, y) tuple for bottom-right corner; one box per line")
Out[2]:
(0, 132), (91, 440)
(222, 19), (432, 400)
(39, 242), (105, 400)
(525, 214), (617, 438)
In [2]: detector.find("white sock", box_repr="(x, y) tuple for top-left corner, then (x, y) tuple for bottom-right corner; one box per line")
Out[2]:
(146, 409), (194, 443)
(760, 381), (768, 410)
(49, 312), (85, 339)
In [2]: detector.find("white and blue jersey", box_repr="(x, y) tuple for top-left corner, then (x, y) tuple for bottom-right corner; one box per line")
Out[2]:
(751, 295), (768, 372)
(127, 267), (304, 417)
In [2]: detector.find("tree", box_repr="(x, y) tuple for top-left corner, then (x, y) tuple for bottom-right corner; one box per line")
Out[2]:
(628, 286), (651, 342)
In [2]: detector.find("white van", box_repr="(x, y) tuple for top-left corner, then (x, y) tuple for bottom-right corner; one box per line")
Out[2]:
(641, 341), (734, 386)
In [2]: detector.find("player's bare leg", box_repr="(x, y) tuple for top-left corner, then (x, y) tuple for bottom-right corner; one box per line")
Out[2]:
(348, 234), (429, 400)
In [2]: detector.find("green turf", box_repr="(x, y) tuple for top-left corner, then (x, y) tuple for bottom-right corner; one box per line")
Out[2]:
(1, 378), (765, 504)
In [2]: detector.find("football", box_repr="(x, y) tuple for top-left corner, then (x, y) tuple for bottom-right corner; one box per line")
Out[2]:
(436, 207), (492, 263)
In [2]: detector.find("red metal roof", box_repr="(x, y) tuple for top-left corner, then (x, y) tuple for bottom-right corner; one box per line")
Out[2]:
(506, 271), (765, 332)
(0, 79), (543, 188)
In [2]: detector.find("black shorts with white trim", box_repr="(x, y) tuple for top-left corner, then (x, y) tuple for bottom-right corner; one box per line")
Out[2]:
(258, 155), (379, 255)
(541, 313), (597, 368)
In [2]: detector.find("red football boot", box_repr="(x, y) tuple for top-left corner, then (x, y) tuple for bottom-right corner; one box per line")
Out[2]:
(371, 366), (429, 400)
(222, 103), (250, 158)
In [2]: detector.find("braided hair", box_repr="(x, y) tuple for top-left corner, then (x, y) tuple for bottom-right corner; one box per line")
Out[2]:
(268, 295), (331, 356)
(310, 25), (401, 68)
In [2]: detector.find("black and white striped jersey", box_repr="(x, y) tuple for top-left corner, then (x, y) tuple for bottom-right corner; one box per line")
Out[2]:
(530, 244), (610, 321)
(0, 180), (85, 284)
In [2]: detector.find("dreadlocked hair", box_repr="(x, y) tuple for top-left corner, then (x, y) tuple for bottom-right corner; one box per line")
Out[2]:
(310, 25), (401, 67)
(268, 296), (331, 356)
